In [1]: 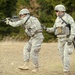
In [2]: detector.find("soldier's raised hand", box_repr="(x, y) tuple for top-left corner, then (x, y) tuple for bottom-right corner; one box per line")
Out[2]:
(5, 18), (10, 25)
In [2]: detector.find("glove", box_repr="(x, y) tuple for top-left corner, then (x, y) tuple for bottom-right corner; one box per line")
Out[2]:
(41, 24), (47, 30)
(67, 38), (73, 45)
(5, 18), (10, 25)
(67, 35), (74, 45)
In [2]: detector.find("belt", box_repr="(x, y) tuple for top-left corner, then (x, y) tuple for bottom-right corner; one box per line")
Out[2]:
(59, 37), (66, 39)
(31, 31), (42, 37)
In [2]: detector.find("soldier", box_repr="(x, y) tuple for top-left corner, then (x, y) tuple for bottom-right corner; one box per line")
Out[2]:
(45, 4), (75, 75)
(5, 8), (44, 72)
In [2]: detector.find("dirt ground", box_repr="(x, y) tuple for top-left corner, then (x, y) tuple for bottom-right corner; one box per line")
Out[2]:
(0, 41), (75, 75)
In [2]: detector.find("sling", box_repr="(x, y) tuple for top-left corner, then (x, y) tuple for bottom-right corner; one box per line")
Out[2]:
(22, 15), (30, 29)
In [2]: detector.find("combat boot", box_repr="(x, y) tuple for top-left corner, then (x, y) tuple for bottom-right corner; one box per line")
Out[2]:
(32, 67), (39, 72)
(18, 62), (29, 70)
(64, 71), (70, 75)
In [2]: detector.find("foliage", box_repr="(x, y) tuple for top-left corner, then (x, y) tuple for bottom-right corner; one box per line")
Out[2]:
(0, 0), (75, 42)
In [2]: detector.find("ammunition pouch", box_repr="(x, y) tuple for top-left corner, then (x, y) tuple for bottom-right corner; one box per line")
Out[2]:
(54, 24), (71, 36)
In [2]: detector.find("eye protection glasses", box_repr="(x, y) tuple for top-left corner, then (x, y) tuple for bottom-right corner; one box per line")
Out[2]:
(55, 10), (59, 12)
(19, 14), (27, 17)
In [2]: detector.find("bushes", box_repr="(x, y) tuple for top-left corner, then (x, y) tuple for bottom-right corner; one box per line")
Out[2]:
(0, 0), (75, 42)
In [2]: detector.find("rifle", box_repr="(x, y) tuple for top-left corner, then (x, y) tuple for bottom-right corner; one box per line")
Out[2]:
(0, 16), (19, 23)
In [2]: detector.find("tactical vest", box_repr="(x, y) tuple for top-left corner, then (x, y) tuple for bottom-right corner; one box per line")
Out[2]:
(54, 17), (71, 37)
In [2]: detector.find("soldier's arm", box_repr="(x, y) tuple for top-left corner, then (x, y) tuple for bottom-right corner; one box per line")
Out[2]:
(8, 20), (23, 27)
(68, 15), (75, 40)
(46, 27), (54, 33)
(46, 24), (55, 33)
(5, 16), (28, 27)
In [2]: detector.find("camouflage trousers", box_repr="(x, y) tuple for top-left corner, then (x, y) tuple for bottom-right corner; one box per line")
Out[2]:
(58, 38), (74, 72)
(23, 36), (44, 68)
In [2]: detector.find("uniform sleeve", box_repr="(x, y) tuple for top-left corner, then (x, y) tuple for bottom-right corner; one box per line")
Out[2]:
(8, 16), (29, 27)
(46, 23), (56, 33)
(68, 15), (75, 39)
(9, 20), (24, 27)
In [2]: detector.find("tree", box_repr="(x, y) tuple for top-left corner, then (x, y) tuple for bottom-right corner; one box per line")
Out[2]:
(0, 0), (75, 41)
(0, 0), (17, 40)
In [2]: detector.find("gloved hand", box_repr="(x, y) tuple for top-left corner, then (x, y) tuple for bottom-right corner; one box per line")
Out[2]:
(67, 38), (73, 45)
(67, 35), (74, 45)
(41, 24), (47, 30)
(5, 18), (10, 25)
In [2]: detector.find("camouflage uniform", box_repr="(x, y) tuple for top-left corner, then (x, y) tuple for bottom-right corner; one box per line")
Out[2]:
(5, 9), (44, 70)
(47, 4), (75, 73)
